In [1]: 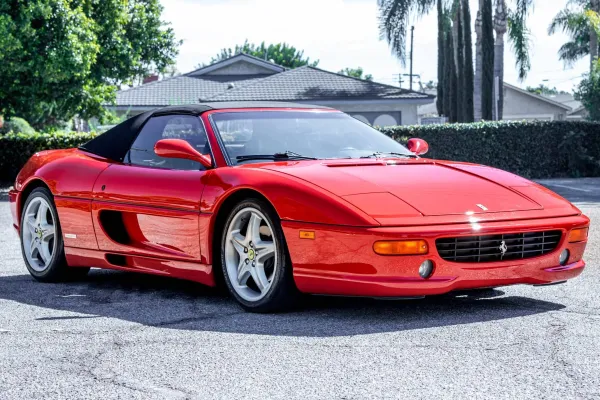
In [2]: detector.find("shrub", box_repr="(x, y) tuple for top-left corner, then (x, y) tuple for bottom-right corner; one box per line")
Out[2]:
(574, 60), (600, 122)
(1, 121), (599, 185)
(0, 131), (96, 183)
(378, 120), (600, 179)
(0, 117), (35, 135)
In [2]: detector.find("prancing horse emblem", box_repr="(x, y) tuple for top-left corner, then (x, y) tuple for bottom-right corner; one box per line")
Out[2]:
(499, 240), (508, 256)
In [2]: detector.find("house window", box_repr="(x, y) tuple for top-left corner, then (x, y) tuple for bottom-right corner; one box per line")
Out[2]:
(373, 114), (397, 127)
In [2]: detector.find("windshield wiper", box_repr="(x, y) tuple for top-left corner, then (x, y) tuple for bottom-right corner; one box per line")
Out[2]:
(360, 152), (417, 159)
(236, 151), (317, 163)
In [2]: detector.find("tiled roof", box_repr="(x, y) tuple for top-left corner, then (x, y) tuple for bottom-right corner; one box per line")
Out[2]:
(115, 75), (268, 107)
(115, 66), (433, 107)
(204, 66), (432, 102)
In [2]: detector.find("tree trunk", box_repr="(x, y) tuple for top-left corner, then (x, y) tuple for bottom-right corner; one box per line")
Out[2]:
(493, 0), (507, 121)
(462, 0), (475, 122)
(456, 7), (465, 122)
(444, 24), (453, 120)
(474, 10), (483, 121)
(481, 0), (494, 121)
(591, 0), (600, 70)
(437, 0), (445, 116)
(450, 28), (459, 123)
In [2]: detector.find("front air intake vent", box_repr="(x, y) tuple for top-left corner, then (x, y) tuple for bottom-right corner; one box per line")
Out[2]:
(436, 231), (562, 263)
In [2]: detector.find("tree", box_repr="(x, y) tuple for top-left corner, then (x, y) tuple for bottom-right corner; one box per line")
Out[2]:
(437, 0), (445, 115)
(205, 41), (318, 69)
(338, 67), (373, 81)
(493, 0), (508, 120)
(0, 0), (180, 128)
(444, 18), (459, 123)
(379, 0), (534, 122)
(377, 0), (436, 66)
(549, 0), (600, 70)
(455, 4), (466, 122)
(526, 85), (570, 96)
(443, 11), (453, 119)
(474, 3), (483, 121)
(481, 0), (495, 120)
(462, 0), (475, 122)
(575, 60), (600, 120)
(424, 80), (438, 89)
(591, 0), (600, 68)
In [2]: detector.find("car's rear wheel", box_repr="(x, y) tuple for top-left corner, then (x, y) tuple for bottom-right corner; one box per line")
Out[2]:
(20, 188), (90, 282)
(221, 198), (298, 312)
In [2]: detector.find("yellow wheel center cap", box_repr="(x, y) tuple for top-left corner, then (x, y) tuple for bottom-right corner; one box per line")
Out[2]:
(247, 249), (255, 261)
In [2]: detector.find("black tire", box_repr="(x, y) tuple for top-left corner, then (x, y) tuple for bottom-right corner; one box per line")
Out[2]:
(20, 187), (90, 282)
(220, 198), (299, 313)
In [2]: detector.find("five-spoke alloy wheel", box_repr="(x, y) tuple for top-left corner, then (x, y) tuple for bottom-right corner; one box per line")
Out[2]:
(20, 187), (89, 281)
(221, 199), (298, 312)
(22, 196), (56, 272)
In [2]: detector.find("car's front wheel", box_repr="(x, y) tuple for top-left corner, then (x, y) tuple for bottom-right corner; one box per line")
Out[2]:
(221, 198), (298, 312)
(20, 187), (90, 282)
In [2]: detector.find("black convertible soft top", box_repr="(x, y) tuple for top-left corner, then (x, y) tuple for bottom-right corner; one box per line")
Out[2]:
(79, 102), (330, 162)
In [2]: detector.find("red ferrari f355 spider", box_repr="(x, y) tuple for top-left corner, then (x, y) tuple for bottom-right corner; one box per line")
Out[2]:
(9, 102), (590, 312)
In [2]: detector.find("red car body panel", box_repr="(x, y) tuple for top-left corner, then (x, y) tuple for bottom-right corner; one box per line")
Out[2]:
(8, 107), (590, 298)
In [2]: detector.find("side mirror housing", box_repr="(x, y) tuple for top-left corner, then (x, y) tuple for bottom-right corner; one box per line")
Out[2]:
(407, 138), (429, 156)
(154, 139), (212, 169)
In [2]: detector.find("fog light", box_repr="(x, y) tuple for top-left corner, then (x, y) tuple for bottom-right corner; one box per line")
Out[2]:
(559, 249), (570, 266)
(419, 260), (435, 279)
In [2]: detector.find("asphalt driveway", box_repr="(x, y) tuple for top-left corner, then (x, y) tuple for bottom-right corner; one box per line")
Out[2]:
(0, 179), (599, 399)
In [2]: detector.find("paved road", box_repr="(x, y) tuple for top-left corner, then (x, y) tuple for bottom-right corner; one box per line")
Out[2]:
(0, 180), (599, 399)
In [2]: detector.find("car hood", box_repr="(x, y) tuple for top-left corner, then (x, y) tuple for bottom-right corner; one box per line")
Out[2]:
(259, 159), (580, 226)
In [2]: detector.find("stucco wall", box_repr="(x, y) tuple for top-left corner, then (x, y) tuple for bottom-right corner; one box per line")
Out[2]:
(503, 88), (568, 121)
(322, 103), (420, 126)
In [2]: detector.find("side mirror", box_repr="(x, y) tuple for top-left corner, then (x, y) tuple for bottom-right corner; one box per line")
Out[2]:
(154, 139), (213, 169)
(407, 138), (429, 156)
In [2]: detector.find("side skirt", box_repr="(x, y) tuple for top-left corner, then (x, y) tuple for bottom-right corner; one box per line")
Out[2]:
(64, 247), (215, 287)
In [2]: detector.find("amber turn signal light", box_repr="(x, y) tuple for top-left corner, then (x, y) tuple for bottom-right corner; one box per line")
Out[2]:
(299, 230), (315, 240)
(568, 228), (588, 243)
(373, 240), (428, 255)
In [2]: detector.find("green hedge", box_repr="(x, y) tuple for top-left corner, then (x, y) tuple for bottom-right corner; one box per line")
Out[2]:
(379, 121), (600, 179)
(0, 132), (97, 183)
(0, 117), (35, 135)
(0, 121), (599, 184)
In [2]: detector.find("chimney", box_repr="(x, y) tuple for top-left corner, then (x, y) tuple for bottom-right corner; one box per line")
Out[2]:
(142, 75), (159, 84)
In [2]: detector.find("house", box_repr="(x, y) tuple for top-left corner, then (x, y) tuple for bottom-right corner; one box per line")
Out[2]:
(566, 105), (589, 120)
(541, 93), (588, 121)
(502, 83), (572, 121)
(112, 54), (435, 126)
(418, 83), (574, 122)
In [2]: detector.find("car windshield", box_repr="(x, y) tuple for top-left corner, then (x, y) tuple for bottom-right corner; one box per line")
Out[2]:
(211, 111), (414, 165)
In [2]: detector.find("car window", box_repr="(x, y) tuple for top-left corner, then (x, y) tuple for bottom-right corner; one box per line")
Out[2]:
(126, 115), (210, 170)
(211, 111), (412, 164)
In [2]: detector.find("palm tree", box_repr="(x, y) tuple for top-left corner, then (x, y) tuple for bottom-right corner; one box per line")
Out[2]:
(377, 0), (437, 67)
(475, 7), (483, 120)
(591, 0), (600, 66)
(493, 0), (507, 120)
(549, 0), (600, 70)
(491, 0), (535, 120)
(379, 0), (533, 122)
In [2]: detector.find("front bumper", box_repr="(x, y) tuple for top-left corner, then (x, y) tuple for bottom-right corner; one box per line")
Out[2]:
(283, 214), (589, 297)
(8, 189), (19, 234)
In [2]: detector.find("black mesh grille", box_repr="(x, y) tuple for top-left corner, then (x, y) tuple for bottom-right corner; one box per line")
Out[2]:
(436, 231), (562, 263)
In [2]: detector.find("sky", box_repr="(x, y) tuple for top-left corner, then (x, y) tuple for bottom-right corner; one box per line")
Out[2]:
(160, 0), (588, 93)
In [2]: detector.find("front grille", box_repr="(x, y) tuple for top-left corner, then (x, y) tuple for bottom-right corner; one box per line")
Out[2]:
(436, 230), (562, 263)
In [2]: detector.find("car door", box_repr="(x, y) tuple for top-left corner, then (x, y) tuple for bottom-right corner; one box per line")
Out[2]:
(91, 114), (212, 263)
